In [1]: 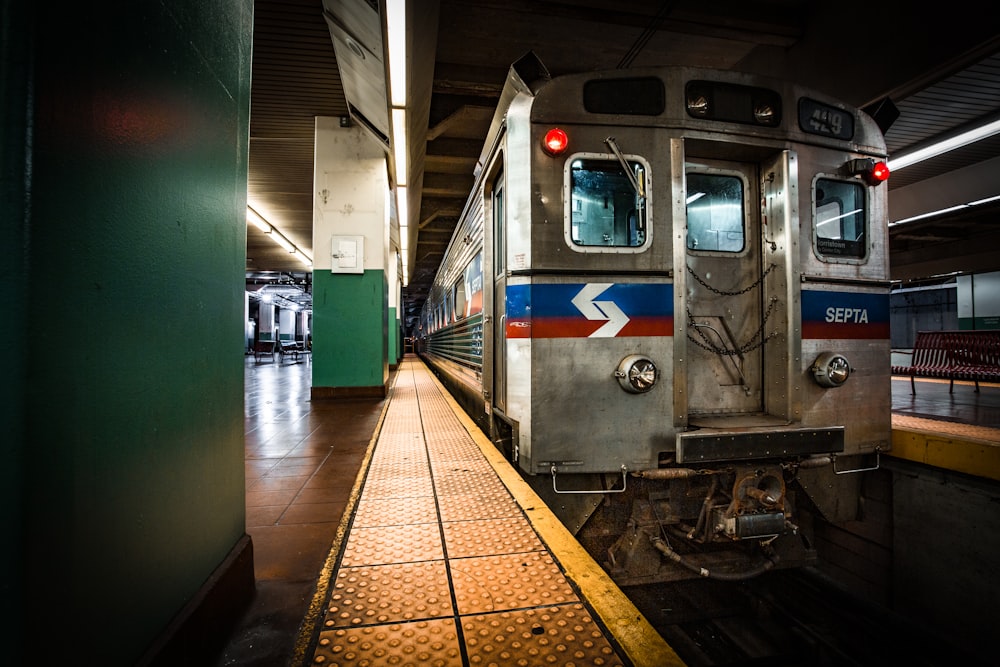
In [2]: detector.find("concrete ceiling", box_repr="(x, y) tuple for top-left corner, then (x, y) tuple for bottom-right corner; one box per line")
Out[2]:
(246, 0), (1000, 329)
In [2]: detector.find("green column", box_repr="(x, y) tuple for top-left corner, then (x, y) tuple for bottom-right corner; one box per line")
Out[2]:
(4, 2), (254, 662)
(312, 270), (389, 396)
(311, 118), (393, 398)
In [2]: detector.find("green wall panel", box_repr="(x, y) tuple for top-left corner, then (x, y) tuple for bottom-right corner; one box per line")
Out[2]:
(10, 1), (254, 662)
(313, 270), (389, 389)
(0, 0), (32, 658)
(959, 317), (1000, 330)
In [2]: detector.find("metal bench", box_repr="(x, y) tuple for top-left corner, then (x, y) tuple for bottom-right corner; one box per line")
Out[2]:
(892, 330), (1000, 394)
(279, 339), (306, 361)
(253, 340), (276, 362)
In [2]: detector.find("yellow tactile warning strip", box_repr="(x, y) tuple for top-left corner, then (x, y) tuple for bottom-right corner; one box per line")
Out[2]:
(304, 357), (685, 667)
(891, 413), (1000, 482)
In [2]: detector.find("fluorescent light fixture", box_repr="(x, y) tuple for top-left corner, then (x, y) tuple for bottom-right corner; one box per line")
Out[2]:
(968, 194), (1000, 207)
(271, 232), (295, 253)
(247, 207), (271, 233)
(396, 183), (409, 287)
(888, 118), (1000, 171)
(396, 186), (408, 229)
(247, 206), (314, 263)
(387, 0), (406, 107)
(392, 108), (407, 186)
(291, 249), (313, 268)
(888, 194), (1000, 227)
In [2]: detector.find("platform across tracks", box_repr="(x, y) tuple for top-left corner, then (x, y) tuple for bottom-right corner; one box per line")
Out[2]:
(892, 330), (1000, 395)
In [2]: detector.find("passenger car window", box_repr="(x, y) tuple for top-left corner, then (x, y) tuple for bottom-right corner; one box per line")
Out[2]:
(568, 158), (646, 248)
(815, 178), (866, 259)
(686, 173), (745, 252)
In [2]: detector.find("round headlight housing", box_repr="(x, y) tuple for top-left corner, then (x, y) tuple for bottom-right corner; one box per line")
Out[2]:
(811, 351), (851, 388)
(615, 355), (658, 393)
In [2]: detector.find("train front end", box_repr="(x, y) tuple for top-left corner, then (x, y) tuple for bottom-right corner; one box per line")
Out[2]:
(494, 65), (892, 583)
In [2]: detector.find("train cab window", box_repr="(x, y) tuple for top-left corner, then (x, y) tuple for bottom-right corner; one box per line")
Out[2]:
(814, 178), (866, 260)
(567, 157), (648, 249)
(685, 173), (745, 252)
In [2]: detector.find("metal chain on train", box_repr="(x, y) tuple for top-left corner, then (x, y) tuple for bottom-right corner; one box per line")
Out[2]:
(686, 264), (780, 356)
(687, 263), (777, 296)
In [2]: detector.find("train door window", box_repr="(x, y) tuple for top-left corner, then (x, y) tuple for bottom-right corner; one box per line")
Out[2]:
(814, 178), (867, 260)
(566, 156), (648, 251)
(494, 176), (505, 277)
(686, 173), (745, 252)
(454, 280), (467, 320)
(464, 252), (483, 317)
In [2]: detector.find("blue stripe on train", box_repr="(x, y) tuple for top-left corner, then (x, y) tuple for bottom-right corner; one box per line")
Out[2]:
(801, 289), (890, 339)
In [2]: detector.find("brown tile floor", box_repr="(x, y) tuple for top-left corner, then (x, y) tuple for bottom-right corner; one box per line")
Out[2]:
(212, 355), (388, 666)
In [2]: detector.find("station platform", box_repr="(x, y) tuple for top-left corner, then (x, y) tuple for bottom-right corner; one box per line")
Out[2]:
(890, 377), (1000, 481)
(215, 357), (1000, 666)
(297, 357), (682, 666)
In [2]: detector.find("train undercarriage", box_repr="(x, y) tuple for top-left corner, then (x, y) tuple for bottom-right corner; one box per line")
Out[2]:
(521, 451), (857, 586)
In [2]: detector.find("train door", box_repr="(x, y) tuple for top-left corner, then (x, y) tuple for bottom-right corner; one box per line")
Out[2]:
(490, 172), (507, 415)
(683, 160), (766, 417)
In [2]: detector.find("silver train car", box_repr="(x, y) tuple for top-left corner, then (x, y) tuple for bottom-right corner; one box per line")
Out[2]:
(416, 52), (893, 584)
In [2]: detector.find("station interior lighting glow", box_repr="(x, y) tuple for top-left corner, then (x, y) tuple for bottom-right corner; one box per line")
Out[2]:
(246, 206), (313, 268)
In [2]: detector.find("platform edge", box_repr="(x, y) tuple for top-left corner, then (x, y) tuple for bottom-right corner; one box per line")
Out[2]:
(423, 362), (688, 667)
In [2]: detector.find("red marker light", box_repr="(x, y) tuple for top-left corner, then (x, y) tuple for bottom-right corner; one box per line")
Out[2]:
(869, 161), (890, 183)
(542, 128), (569, 155)
(847, 158), (891, 185)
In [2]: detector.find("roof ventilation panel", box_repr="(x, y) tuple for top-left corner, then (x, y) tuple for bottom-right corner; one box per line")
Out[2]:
(322, 0), (389, 144)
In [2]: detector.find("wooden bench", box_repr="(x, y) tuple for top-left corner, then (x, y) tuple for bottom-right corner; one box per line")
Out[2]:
(892, 330), (1000, 394)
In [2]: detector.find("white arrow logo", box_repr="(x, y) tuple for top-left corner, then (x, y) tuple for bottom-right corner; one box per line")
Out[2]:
(571, 283), (630, 337)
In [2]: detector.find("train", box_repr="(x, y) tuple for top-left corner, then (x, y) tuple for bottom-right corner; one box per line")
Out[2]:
(415, 52), (893, 584)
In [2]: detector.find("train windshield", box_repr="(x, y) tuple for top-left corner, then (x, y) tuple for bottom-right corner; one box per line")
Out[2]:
(815, 178), (867, 259)
(569, 158), (647, 247)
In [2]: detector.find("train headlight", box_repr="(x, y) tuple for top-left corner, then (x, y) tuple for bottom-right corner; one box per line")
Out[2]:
(615, 355), (658, 393)
(754, 101), (777, 125)
(811, 351), (852, 387)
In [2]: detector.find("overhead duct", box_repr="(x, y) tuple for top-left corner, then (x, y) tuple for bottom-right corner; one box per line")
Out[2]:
(247, 282), (312, 310)
(322, 0), (390, 146)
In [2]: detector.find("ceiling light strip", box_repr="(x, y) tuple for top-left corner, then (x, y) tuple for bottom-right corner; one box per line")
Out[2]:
(386, 0), (408, 286)
(246, 206), (313, 267)
(888, 118), (1000, 172)
(386, 0), (406, 107)
(888, 194), (1000, 227)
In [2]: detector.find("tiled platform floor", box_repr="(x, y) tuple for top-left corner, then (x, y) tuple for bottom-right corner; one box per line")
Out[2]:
(299, 357), (679, 666)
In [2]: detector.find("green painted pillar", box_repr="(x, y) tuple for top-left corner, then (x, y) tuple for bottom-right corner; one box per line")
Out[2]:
(389, 250), (403, 368)
(2, 1), (254, 662)
(311, 118), (393, 398)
